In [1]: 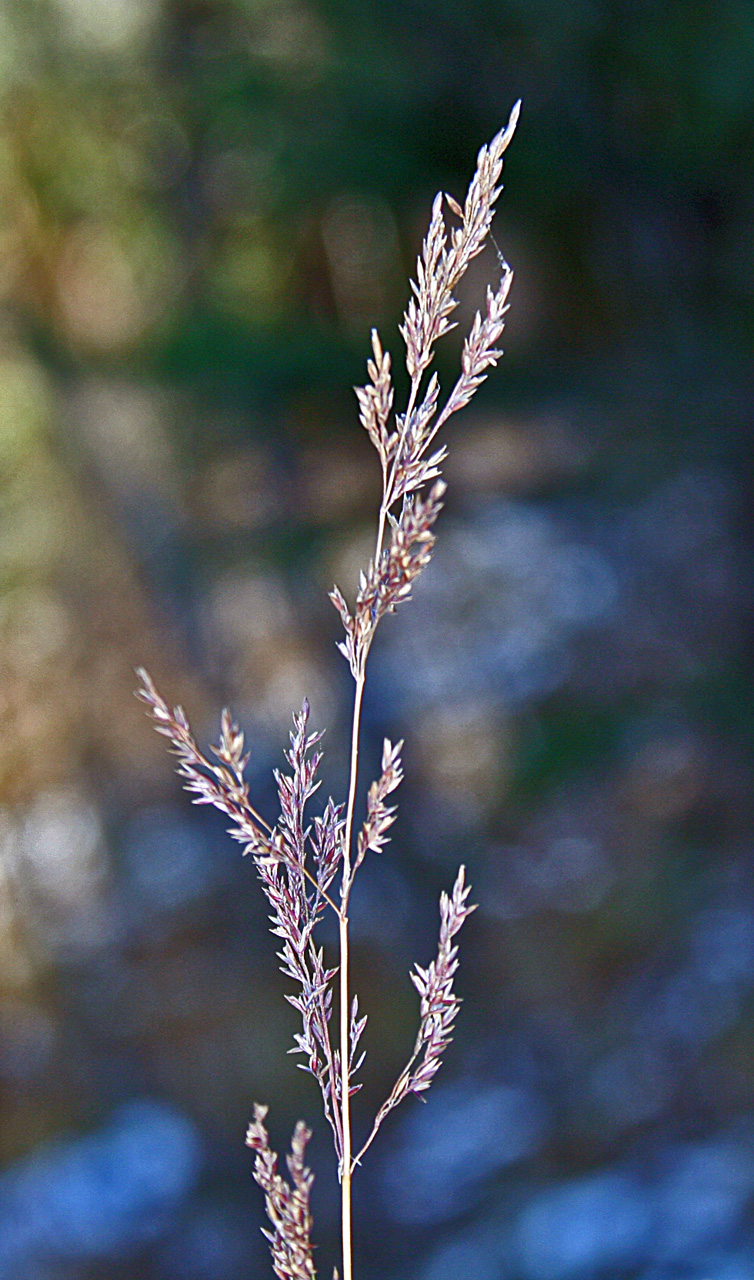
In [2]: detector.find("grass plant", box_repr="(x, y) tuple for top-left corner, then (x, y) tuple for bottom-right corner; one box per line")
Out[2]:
(137, 99), (520, 1280)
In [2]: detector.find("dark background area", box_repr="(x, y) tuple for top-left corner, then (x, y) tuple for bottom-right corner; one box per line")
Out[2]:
(0, 2), (752, 1278)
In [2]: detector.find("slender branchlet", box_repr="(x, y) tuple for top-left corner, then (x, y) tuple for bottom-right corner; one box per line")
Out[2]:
(138, 98), (519, 1280)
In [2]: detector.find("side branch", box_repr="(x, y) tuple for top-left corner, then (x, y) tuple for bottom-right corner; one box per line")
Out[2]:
(352, 866), (476, 1171)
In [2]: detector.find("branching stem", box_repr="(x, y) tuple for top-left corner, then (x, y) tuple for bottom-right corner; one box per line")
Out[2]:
(338, 367), (428, 1274)
(300, 862), (342, 919)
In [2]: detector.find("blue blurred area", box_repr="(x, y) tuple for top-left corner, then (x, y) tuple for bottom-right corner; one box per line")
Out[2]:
(422, 1127), (754, 1280)
(0, 1101), (201, 1276)
(382, 1080), (548, 1224)
(0, 1), (752, 1278)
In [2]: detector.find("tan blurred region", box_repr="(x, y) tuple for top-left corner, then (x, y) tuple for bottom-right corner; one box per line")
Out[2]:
(0, 339), (208, 1066)
(0, 343), (206, 802)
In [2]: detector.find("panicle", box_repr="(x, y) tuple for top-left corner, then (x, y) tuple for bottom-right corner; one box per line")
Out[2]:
(331, 482), (446, 679)
(331, 102), (519, 678)
(246, 1104), (317, 1280)
(137, 671), (344, 1159)
(400, 98), (519, 383)
(135, 667), (271, 857)
(356, 328), (395, 475)
(355, 738), (404, 870)
(138, 104), (520, 1275)
(406, 865), (477, 1096)
(351, 866), (477, 1168)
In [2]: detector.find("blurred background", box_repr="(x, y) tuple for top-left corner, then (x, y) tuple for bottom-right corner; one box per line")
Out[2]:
(0, 1), (752, 1278)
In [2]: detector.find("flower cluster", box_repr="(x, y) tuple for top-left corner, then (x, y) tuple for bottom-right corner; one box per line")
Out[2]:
(246, 1105), (316, 1280)
(136, 673), (345, 1157)
(408, 865), (478, 1095)
(330, 482), (445, 679)
(330, 103), (519, 698)
(356, 738), (404, 870)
